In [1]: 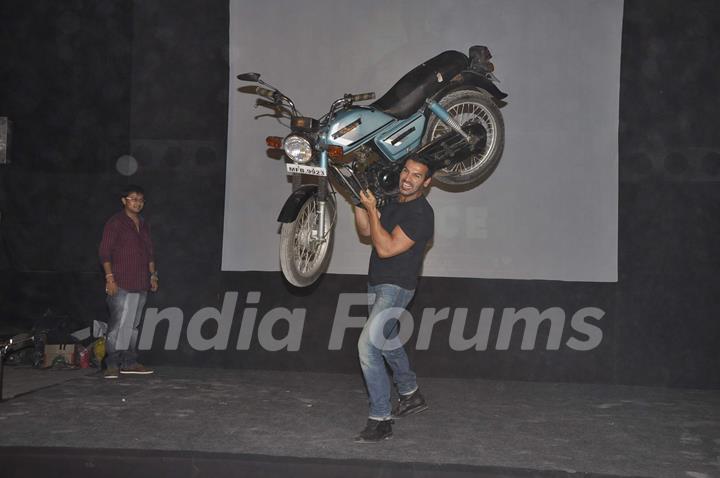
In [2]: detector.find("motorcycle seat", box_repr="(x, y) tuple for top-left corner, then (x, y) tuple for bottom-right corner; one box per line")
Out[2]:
(371, 50), (469, 120)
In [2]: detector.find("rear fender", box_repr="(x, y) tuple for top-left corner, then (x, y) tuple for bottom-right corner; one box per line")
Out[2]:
(432, 70), (508, 102)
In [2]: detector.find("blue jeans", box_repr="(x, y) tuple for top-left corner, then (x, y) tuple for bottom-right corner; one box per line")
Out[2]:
(358, 283), (418, 420)
(105, 288), (147, 369)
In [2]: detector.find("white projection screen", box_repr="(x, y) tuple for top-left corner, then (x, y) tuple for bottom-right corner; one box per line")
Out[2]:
(223, 0), (623, 282)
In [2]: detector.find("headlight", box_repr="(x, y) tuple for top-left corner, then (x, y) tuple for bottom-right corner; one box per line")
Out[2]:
(283, 135), (313, 164)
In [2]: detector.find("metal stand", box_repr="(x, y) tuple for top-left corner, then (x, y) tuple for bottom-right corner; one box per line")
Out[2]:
(0, 340), (10, 402)
(0, 336), (34, 402)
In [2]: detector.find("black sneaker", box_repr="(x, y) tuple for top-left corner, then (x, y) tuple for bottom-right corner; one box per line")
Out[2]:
(392, 389), (428, 418)
(354, 419), (393, 443)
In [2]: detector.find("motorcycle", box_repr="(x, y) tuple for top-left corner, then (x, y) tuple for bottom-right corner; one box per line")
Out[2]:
(237, 45), (507, 287)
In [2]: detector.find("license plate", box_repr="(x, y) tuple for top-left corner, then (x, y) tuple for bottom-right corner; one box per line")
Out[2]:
(286, 163), (327, 176)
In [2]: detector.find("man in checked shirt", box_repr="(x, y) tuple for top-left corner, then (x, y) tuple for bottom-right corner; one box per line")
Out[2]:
(99, 185), (158, 378)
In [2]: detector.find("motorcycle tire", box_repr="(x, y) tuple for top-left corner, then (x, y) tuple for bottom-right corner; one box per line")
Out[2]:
(422, 88), (505, 186)
(279, 194), (335, 287)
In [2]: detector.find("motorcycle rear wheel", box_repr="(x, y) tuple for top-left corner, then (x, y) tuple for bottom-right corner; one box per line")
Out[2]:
(423, 89), (505, 186)
(279, 194), (335, 287)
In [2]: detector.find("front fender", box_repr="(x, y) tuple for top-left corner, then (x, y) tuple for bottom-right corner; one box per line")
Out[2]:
(277, 184), (318, 223)
(433, 70), (508, 102)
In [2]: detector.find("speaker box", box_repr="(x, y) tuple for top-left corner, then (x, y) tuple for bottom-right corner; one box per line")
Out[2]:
(0, 117), (12, 164)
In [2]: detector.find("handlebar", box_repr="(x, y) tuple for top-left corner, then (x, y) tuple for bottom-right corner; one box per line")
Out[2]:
(349, 92), (375, 102)
(325, 92), (377, 120)
(254, 86), (298, 115)
(256, 86), (276, 99)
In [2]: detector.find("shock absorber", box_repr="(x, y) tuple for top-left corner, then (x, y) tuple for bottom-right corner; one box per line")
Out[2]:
(315, 150), (328, 240)
(426, 99), (473, 143)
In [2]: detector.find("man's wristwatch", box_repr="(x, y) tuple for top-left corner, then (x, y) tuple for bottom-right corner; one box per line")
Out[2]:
(150, 271), (159, 280)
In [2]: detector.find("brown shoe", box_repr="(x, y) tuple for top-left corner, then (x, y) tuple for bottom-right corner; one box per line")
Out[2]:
(120, 364), (154, 375)
(104, 367), (120, 379)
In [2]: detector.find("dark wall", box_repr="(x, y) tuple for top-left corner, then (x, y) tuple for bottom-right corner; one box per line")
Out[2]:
(616, 1), (720, 387)
(0, 0), (133, 333)
(1, 0), (718, 388)
(125, 0), (228, 345)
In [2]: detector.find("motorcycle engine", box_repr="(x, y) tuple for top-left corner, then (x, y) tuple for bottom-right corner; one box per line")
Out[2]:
(348, 146), (400, 207)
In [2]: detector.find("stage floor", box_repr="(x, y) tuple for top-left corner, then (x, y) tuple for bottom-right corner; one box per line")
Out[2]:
(0, 366), (718, 478)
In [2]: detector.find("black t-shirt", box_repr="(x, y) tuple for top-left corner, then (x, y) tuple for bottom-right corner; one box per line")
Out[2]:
(369, 195), (434, 289)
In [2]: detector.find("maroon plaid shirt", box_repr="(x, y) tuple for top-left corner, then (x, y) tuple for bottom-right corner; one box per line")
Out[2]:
(99, 211), (155, 292)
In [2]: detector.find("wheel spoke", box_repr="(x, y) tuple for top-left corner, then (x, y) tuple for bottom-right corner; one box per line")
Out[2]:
(429, 99), (500, 176)
(287, 198), (332, 277)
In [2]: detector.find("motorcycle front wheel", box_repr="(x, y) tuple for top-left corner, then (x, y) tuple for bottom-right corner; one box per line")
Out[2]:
(279, 194), (335, 287)
(422, 88), (505, 186)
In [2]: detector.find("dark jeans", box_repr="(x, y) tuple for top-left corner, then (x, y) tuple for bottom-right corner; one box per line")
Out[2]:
(105, 288), (147, 369)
